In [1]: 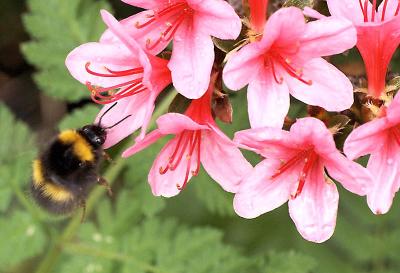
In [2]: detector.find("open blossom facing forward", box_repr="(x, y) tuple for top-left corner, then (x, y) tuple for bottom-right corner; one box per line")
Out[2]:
(102, 0), (242, 99)
(345, 94), (400, 214)
(327, 0), (400, 98)
(234, 118), (372, 243)
(66, 10), (172, 146)
(223, 7), (357, 128)
(122, 75), (252, 197)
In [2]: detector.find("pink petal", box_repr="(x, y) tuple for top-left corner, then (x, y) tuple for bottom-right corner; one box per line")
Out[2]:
(299, 17), (356, 59)
(96, 93), (152, 149)
(286, 58), (354, 112)
(344, 118), (390, 160)
(222, 43), (264, 91)
(366, 140), (400, 214)
(262, 7), (306, 49)
(122, 129), (164, 158)
(100, 11), (170, 55)
(233, 159), (293, 218)
(200, 129), (253, 193)
(121, 0), (166, 9)
(303, 7), (327, 19)
(65, 42), (141, 87)
(247, 68), (290, 128)
(191, 0), (242, 39)
(234, 127), (294, 159)
(156, 113), (209, 135)
(288, 117), (337, 155)
(148, 137), (198, 197)
(288, 161), (339, 243)
(168, 19), (214, 99)
(326, 0), (367, 24)
(324, 151), (371, 195)
(387, 93), (400, 124)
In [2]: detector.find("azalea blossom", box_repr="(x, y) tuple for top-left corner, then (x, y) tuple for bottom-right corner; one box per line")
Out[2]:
(223, 7), (357, 128)
(122, 73), (252, 197)
(66, 10), (172, 147)
(101, 0), (242, 99)
(233, 117), (372, 243)
(326, 0), (400, 98)
(344, 93), (400, 214)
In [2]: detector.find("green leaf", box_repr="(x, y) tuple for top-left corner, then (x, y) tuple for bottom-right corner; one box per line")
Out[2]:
(21, 0), (112, 101)
(193, 169), (235, 216)
(58, 104), (100, 130)
(0, 211), (46, 270)
(0, 104), (37, 212)
(261, 251), (316, 273)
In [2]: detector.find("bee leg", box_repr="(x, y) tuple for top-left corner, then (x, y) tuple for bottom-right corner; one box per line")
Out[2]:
(80, 200), (87, 223)
(97, 176), (113, 197)
(102, 151), (113, 163)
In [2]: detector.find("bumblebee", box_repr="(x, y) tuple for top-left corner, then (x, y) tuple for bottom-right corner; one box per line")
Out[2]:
(31, 103), (129, 217)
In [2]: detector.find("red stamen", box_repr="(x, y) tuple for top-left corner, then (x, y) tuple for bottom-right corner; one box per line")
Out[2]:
(271, 54), (312, 85)
(85, 62), (143, 77)
(372, 0), (377, 21)
(177, 132), (199, 190)
(364, 0), (369, 22)
(191, 131), (202, 176)
(271, 150), (308, 179)
(135, 2), (186, 29)
(292, 150), (317, 199)
(395, 0), (400, 16)
(269, 58), (283, 84)
(381, 0), (389, 21)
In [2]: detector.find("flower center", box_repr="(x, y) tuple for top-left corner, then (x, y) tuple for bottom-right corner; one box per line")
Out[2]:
(135, 2), (194, 50)
(271, 148), (318, 199)
(85, 62), (146, 104)
(264, 52), (313, 86)
(358, 0), (400, 22)
(159, 130), (202, 190)
(391, 125), (400, 146)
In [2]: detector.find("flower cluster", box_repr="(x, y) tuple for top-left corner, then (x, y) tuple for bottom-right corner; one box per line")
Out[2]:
(66, 0), (400, 243)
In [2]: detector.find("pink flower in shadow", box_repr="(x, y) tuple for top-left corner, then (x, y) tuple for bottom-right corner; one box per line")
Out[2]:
(66, 10), (172, 147)
(223, 7), (357, 129)
(101, 0), (242, 99)
(234, 117), (372, 243)
(327, 0), (400, 98)
(122, 74), (252, 197)
(345, 93), (400, 214)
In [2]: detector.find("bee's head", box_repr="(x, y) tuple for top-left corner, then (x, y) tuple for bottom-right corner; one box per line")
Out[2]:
(79, 125), (106, 148)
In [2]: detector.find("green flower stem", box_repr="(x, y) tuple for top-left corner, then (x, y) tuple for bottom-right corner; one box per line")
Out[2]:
(64, 243), (171, 273)
(34, 89), (176, 273)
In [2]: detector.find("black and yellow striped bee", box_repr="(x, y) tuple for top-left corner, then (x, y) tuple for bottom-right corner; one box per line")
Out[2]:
(31, 103), (129, 218)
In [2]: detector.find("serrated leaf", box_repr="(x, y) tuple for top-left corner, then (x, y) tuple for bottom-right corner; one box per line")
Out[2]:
(0, 104), (37, 212)
(193, 169), (235, 216)
(21, 0), (112, 102)
(262, 251), (316, 273)
(0, 211), (46, 270)
(58, 104), (100, 130)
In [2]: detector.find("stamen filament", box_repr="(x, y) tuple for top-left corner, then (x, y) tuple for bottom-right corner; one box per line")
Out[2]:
(85, 62), (143, 77)
(381, 0), (389, 21)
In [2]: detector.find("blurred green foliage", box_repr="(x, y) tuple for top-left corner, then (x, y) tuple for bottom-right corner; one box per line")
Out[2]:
(2, 0), (398, 272)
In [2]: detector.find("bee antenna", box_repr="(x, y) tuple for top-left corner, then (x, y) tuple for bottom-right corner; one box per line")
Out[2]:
(105, 115), (132, 130)
(98, 102), (118, 127)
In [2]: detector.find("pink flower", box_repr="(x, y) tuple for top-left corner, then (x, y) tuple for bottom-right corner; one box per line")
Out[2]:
(101, 0), (242, 99)
(248, 0), (269, 34)
(326, 0), (400, 98)
(234, 117), (372, 243)
(223, 7), (357, 128)
(122, 74), (252, 197)
(66, 10), (172, 147)
(344, 94), (400, 214)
